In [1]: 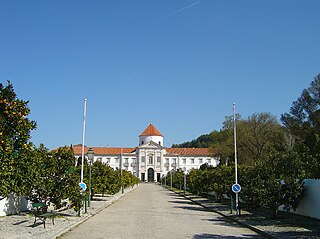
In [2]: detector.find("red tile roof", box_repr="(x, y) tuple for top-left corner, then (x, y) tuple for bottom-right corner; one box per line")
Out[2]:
(166, 148), (213, 156)
(72, 146), (136, 155)
(139, 123), (163, 137)
(73, 146), (213, 156)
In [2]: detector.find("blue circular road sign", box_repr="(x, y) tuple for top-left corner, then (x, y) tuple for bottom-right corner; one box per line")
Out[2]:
(232, 183), (241, 193)
(79, 182), (87, 191)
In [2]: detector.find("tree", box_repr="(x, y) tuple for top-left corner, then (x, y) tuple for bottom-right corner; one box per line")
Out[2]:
(0, 81), (36, 197)
(281, 74), (320, 146)
(240, 148), (305, 218)
(27, 145), (82, 210)
(281, 74), (320, 178)
(209, 164), (234, 202)
(237, 113), (283, 165)
(210, 113), (282, 166)
(172, 133), (215, 148)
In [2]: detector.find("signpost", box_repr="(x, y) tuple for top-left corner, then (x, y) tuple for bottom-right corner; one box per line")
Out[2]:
(233, 103), (240, 215)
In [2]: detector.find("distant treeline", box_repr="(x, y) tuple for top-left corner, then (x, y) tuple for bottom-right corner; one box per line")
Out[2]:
(172, 133), (215, 148)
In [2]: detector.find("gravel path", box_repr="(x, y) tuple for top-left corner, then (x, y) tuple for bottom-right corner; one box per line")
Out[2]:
(0, 186), (138, 239)
(178, 190), (320, 239)
(2, 184), (318, 239)
(60, 183), (264, 239)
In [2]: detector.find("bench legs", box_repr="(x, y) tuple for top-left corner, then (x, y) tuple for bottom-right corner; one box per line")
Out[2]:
(34, 215), (55, 228)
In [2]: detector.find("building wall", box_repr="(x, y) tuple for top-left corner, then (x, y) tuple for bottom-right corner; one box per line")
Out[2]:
(0, 194), (30, 216)
(77, 151), (219, 182)
(290, 179), (320, 219)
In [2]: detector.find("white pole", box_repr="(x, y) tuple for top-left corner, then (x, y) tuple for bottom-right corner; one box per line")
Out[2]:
(233, 103), (239, 214)
(81, 98), (87, 183)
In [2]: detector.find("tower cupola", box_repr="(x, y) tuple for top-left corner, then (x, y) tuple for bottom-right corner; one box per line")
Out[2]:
(139, 123), (164, 146)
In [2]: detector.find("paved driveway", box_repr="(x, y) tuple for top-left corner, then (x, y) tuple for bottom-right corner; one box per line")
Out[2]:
(60, 184), (265, 239)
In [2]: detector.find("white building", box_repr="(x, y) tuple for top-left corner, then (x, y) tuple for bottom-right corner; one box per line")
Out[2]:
(73, 123), (219, 182)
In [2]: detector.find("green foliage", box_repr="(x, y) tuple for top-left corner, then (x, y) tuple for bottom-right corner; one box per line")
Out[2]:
(240, 149), (305, 218)
(281, 73), (320, 178)
(91, 161), (119, 196)
(210, 113), (283, 166)
(172, 133), (215, 148)
(27, 146), (82, 210)
(237, 113), (283, 165)
(90, 161), (139, 196)
(0, 81), (36, 197)
(209, 164), (234, 202)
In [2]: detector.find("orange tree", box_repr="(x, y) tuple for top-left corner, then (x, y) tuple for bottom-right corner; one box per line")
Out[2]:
(27, 145), (82, 210)
(0, 81), (36, 197)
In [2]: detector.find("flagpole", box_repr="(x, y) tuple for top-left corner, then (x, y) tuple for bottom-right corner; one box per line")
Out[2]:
(81, 98), (87, 183)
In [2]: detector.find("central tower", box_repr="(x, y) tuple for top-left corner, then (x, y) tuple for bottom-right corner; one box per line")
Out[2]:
(139, 123), (164, 146)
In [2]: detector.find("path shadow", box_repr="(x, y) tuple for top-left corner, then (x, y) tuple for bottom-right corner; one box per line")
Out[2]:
(91, 198), (109, 201)
(174, 205), (208, 212)
(202, 217), (240, 227)
(12, 220), (29, 225)
(169, 200), (195, 205)
(193, 233), (264, 239)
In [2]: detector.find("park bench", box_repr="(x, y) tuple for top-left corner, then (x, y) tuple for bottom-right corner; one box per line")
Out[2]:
(31, 202), (57, 228)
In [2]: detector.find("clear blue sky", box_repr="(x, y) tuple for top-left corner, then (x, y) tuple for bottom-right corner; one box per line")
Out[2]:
(1, 1), (319, 149)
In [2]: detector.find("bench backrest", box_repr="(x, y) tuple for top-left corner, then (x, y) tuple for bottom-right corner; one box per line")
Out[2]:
(32, 202), (46, 209)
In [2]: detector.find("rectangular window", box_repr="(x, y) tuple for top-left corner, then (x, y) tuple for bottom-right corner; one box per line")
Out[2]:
(191, 158), (194, 164)
(157, 156), (161, 163)
(207, 158), (211, 164)
(172, 158), (176, 163)
(148, 156), (153, 164)
(125, 158), (129, 163)
(115, 158), (119, 163)
(141, 156), (146, 163)
(106, 158), (111, 163)
(182, 158), (186, 164)
(199, 158), (203, 164)
(166, 158), (169, 163)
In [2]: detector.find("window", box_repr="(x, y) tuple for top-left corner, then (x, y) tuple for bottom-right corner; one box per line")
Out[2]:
(106, 158), (111, 163)
(182, 158), (186, 164)
(207, 158), (211, 164)
(199, 158), (203, 164)
(165, 158), (169, 163)
(141, 156), (146, 163)
(172, 158), (176, 164)
(148, 156), (153, 164)
(125, 158), (129, 163)
(157, 156), (161, 163)
(159, 141), (161, 145)
(191, 158), (194, 164)
(115, 158), (119, 163)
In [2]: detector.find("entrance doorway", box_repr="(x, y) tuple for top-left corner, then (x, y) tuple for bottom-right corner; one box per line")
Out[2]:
(157, 173), (161, 182)
(141, 173), (145, 182)
(147, 168), (154, 182)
